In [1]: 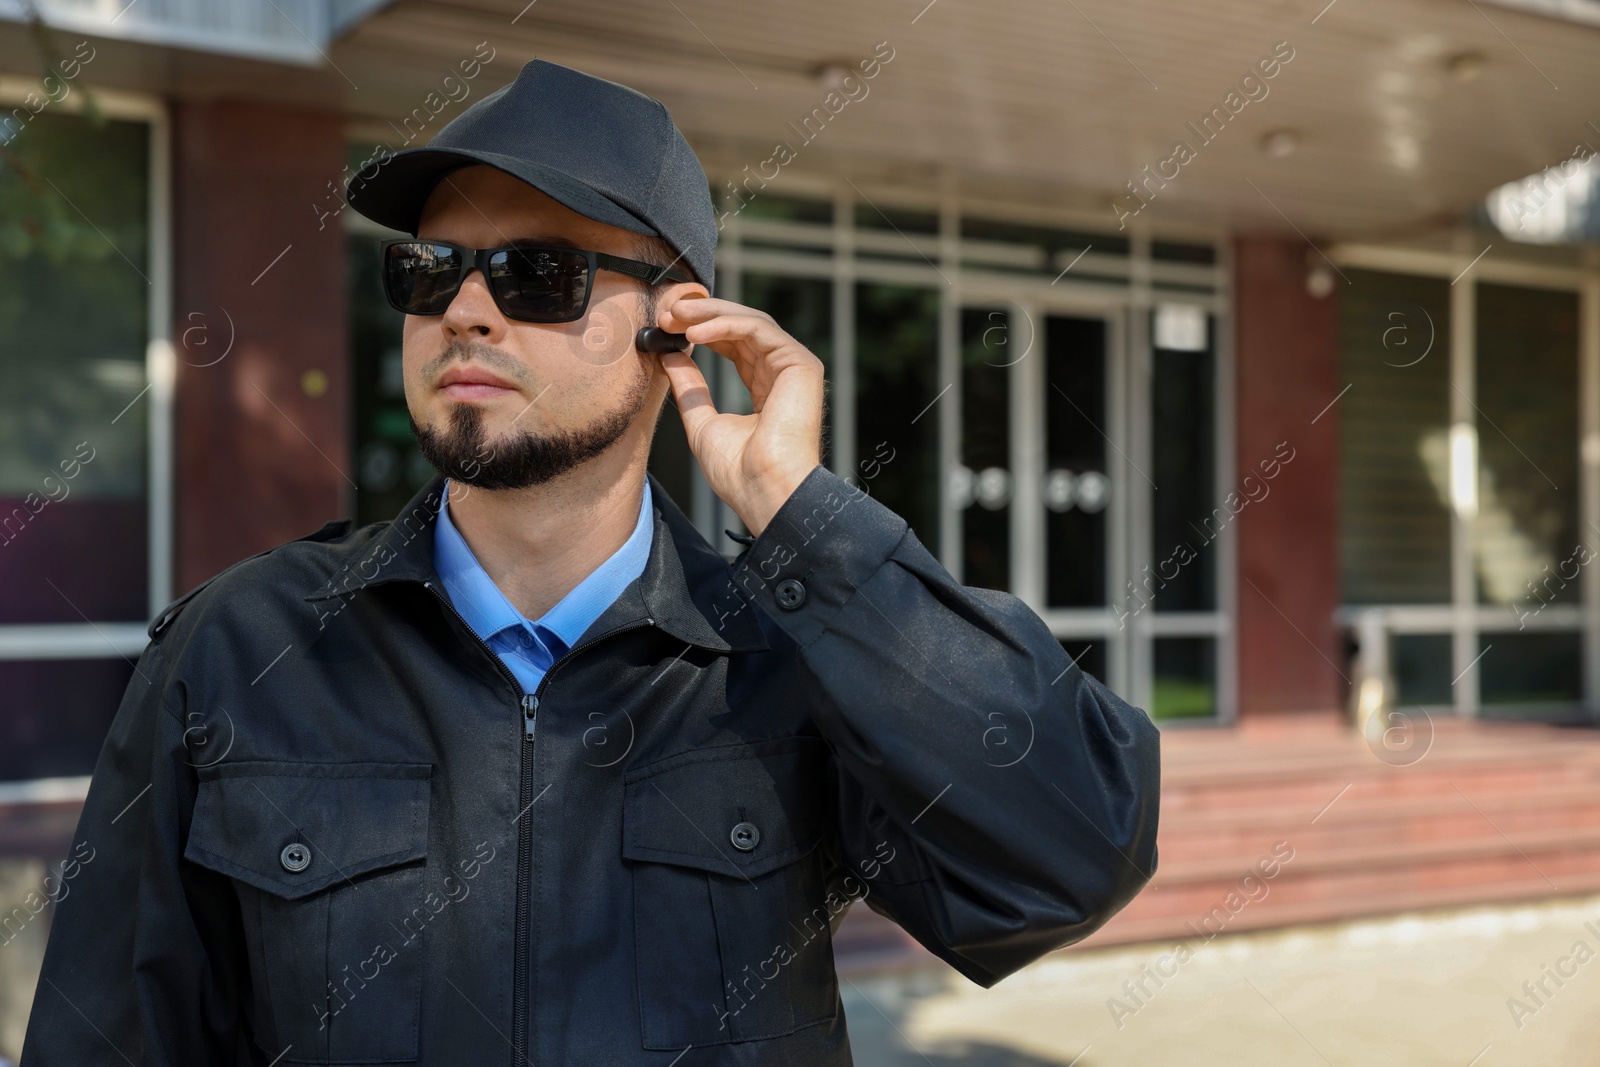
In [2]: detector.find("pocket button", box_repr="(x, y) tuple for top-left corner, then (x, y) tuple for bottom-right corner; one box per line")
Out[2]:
(279, 842), (312, 873)
(729, 821), (760, 851)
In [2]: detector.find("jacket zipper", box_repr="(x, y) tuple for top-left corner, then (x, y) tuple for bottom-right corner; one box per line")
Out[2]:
(423, 581), (533, 1063)
(423, 579), (653, 1065)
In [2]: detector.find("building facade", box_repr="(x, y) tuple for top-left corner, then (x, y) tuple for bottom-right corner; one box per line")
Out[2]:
(5, 0), (1600, 791)
(6, 0), (1600, 1055)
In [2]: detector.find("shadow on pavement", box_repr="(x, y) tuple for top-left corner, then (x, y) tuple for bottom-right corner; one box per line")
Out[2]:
(842, 972), (1094, 1067)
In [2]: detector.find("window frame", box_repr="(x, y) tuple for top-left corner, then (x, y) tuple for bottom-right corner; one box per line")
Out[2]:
(0, 81), (171, 791)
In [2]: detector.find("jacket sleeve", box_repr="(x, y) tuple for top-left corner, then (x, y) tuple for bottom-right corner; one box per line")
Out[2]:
(723, 463), (1161, 987)
(19, 636), (250, 1066)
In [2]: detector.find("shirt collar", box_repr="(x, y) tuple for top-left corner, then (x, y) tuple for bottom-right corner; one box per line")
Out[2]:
(301, 470), (769, 654)
(432, 477), (655, 653)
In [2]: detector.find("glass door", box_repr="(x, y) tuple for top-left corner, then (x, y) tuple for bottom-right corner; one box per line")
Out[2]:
(699, 188), (1230, 723)
(952, 299), (1130, 698)
(951, 296), (1227, 721)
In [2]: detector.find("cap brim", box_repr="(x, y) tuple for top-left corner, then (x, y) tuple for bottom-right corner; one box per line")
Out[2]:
(345, 146), (661, 239)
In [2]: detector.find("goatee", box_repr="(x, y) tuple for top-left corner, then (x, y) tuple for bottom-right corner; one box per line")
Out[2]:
(411, 363), (651, 490)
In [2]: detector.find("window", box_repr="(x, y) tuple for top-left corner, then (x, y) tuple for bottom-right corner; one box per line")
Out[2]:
(0, 100), (162, 782)
(1339, 269), (1452, 605)
(1473, 283), (1580, 609)
(855, 282), (940, 545)
(348, 220), (425, 527)
(1337, 260), (1591, 720)
(1150, 308), (1217, 613)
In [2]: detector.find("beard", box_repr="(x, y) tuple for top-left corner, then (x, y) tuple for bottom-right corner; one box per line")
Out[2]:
(410, 358), (653, 490)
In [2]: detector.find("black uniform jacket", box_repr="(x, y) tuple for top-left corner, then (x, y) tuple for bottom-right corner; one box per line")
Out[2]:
(20, 462), (1160, 1066)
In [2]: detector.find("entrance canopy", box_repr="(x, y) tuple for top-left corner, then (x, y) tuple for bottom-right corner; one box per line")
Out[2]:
(5, 0), (1599, 239)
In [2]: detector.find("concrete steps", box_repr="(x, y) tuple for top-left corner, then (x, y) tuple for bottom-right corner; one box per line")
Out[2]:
(834, 715), (1600, 974)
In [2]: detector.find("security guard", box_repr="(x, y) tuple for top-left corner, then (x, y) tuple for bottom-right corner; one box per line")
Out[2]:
(21, 58), (1159, 1066)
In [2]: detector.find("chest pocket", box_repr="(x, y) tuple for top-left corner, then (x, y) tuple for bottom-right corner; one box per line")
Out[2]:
(183, 760), (432, 1065)
(622, 735), (839, 1050)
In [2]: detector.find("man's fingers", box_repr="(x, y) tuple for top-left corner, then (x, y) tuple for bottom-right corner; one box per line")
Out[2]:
(679, 313), (770, 343)
(676, 314), (795, 370)
(657, 349), (718, 445)
(658, 296), (772, 331)
(659, 306), (783, 353)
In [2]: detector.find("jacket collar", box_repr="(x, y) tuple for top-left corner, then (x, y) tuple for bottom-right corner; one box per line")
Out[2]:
(303, 471), (768, 653)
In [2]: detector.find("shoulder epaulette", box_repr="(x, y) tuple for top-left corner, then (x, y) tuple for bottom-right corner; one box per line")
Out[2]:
(146, 517), (355, 640)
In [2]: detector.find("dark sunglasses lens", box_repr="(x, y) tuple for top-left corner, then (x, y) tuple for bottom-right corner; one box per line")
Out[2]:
(489, 247), (591, 322)
(384, 242), (464, 315)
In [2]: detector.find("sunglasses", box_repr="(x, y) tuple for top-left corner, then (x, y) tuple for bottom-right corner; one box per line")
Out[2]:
(378, 238), (691, 324)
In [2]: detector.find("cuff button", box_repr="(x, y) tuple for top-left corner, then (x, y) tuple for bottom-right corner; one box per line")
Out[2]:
(280, 842), (312, 873)
(775, 578), (807, 610)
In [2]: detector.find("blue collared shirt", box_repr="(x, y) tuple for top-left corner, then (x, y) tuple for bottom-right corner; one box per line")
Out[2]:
(433, 478), (654, 694)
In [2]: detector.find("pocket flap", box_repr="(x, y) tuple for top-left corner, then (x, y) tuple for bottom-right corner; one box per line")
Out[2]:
(622, 736), (829, 880)
(184, 760), (432, 900)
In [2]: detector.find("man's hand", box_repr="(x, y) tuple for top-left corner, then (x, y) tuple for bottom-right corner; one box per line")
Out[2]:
(654, 293), (824, 538)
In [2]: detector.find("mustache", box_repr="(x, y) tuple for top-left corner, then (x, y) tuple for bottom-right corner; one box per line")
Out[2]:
(426, 340), (526, 385)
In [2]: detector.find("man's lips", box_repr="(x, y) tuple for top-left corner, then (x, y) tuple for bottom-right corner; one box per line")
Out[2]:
(438, 365), (516, 399)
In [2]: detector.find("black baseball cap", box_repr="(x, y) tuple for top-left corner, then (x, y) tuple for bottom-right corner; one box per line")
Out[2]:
(345, 58), (717, 293)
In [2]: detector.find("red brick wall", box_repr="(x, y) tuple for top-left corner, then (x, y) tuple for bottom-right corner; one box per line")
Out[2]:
(1232, 236), (1343, 716)
(171, 100), (350, 592)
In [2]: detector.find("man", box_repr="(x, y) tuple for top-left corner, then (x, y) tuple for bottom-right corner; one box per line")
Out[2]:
(21, 58), (1159, 1065)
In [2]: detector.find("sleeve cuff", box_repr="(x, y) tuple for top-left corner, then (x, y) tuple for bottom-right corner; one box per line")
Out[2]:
(725, 465), (909, 649)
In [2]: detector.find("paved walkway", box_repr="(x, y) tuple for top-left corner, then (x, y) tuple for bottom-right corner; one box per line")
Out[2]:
(10, 871), (1600, 1064)
(842, 893), (1600, 1066)
(0, 860), (45, 1064)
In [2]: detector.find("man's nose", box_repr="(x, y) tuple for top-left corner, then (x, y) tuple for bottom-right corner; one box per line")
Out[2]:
(442, 267), (506, 337)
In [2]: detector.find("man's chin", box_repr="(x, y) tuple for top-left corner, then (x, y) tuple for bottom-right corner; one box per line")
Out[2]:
(415, 426), (592, 491)
(433, 395), (532, 426)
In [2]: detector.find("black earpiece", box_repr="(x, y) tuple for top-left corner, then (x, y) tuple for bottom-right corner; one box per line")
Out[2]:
(635, 326), (691, 354)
